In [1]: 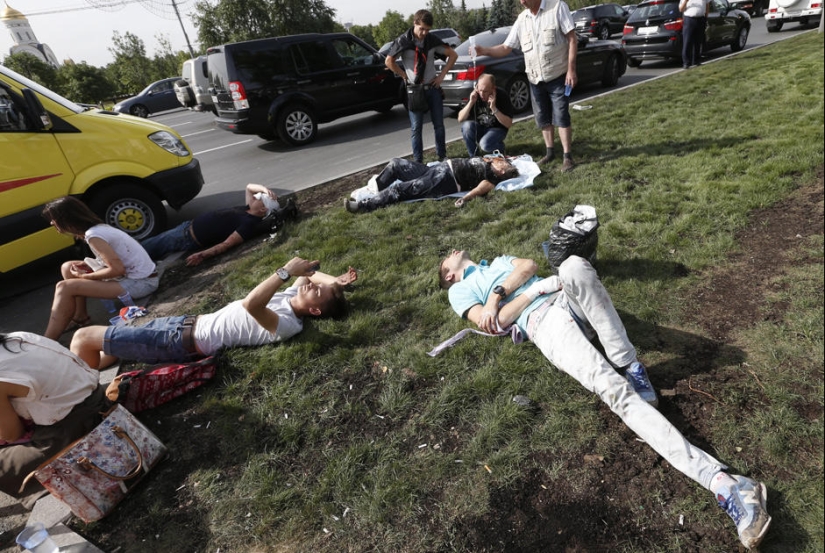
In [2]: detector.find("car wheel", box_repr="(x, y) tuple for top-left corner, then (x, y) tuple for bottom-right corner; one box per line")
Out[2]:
(88, 184), (167, 241)
(765, 19), (783, 31)
(599, 24), (611, 40)
(276, 104), (318, 146)
(506, 75), (531, 113)
(731, 25), (749, 51)
(130, 104), (149, 118)
(627, 57), (642, 68)
(601, 54), (621, 87)
(257, 132), (277, 141)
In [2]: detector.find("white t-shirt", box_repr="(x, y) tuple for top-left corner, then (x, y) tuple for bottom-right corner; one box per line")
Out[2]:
(85, 224), (156, 279)
(1, 332), (99, 425)
(682, 0), (709, 17)
(193, 284), (304, 355)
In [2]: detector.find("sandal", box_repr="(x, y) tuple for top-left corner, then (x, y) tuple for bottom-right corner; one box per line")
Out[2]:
(61, 316), (92, 335)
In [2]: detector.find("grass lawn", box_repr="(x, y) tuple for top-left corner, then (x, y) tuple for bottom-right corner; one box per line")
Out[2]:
(79, 31), (823, 553)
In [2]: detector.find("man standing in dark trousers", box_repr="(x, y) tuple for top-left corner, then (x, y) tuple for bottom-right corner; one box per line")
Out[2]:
(385, 9), (458, 163)
(457, 73), (514, 156)
(680, 0), (710, 68)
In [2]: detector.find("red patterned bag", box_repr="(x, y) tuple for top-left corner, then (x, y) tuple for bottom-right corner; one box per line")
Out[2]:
(23, 404), (167, 522)
(106, 356), (217, 413)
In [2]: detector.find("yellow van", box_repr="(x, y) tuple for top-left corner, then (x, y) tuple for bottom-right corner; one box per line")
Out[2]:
(0, 65), (203, 273)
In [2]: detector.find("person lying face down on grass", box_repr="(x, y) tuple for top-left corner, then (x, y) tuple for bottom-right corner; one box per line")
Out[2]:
(344, 156), (519, 213)
(437, 250), (772, 550)
(70, 257), (357, 369)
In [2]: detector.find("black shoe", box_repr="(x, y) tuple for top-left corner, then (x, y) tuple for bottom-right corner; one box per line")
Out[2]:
(344, 197), (361, 213)
(537, 153), (555, 165)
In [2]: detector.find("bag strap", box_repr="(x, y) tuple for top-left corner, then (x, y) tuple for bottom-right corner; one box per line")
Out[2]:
(76, 425), (144, 480)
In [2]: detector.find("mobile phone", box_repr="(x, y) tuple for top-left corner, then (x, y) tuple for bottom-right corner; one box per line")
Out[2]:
(564, 84), (573, 97)
(309, 262), (321, 271)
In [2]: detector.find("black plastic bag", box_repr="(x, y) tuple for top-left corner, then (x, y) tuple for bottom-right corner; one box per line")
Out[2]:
(541, 205), (599, 273)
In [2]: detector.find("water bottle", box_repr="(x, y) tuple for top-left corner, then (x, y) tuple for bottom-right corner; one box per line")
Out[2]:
(469, 35), (477, 60)
(118, 291), (135, 306)
(101, 299), (117, 314)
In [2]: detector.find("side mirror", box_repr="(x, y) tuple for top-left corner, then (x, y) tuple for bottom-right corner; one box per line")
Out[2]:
(22, 88), (52, 131)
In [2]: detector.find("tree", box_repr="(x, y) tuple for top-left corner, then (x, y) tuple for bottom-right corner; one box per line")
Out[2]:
(374, 10), (409, 46)
(193, 0), (337, 46)
(349, 24), (377, 49)
(152, 35), (189, 80)
(56, 62), (117, 105)
(428, 0), (457, 27)
(1, 52), (59, 90)
(108, 31), (154, 94)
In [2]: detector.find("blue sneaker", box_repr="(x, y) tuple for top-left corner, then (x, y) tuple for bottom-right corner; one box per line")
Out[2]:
(625, 361), (658, 407)
(717, 475), (772, 549)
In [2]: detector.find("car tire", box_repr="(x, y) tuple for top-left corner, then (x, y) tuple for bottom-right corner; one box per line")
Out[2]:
(276, 104), (318, 146)
(130, 104), (149, 118)
(88, 183), (167, 241)
(506, 75), (531, 113)
(766, 19), (783, 32)
(731, 25), (749, 51)
(601, 54), (621, 87)
(599, 24), (611, 40)
(627, 57), (642, 68)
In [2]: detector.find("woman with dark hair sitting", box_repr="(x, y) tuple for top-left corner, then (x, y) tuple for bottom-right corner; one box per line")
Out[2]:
(0, 332), (108, 508)
(41, 196), (158, 340)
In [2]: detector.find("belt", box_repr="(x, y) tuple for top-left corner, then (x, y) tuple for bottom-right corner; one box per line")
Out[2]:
(181, 316), (199, 353)
(187, 221), (202, 247)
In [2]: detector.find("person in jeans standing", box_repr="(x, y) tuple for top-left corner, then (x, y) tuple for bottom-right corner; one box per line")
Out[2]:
(474, 0), (578, 172)
(385, 9), (458, 163)
(680, 0), (710, 68)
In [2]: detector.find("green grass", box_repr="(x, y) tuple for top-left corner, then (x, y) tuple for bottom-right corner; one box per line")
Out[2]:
(137, 33), (823, 552)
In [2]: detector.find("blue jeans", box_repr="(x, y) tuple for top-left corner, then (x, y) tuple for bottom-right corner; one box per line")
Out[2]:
(103, 315), (199, 363)
(408, 86), (446, 162)
(361, 158), (457, 210)
(682, 16), (706, 67)
(140, 221), (198, 260)
(530, 75), (571, 129)
(461, 121), (508, 156)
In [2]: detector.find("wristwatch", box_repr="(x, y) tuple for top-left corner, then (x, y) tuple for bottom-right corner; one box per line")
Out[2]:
(493, 285), (507, 300)
(276, 267), (290, 281)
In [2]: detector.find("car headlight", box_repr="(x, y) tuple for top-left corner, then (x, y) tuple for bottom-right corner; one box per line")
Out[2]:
(148, 130), (190, 157)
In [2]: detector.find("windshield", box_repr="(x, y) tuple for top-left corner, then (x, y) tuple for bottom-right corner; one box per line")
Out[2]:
(0, 66), (84, 114)
(455, 27), (512, 56)
(628, 1), (681, 21)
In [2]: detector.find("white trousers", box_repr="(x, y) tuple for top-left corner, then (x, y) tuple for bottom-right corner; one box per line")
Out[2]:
(529, 256), (725, 490)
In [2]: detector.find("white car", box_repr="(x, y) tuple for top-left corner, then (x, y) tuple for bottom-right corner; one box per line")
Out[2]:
(765, 0), (822, 31)
(174, 56), (215, 113)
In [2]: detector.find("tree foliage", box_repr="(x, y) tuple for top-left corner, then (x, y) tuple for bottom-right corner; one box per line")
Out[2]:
(107, 31), (156, 94)
(192, 0), (337, 47)
(373, 10), (410, 46)
(349, 24), (377, 49)
(57, 62), (118, 104)
(2, 52), (59, 90)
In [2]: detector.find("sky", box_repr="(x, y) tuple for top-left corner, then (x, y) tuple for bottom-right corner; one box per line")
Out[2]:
(0, 0), (490, 69)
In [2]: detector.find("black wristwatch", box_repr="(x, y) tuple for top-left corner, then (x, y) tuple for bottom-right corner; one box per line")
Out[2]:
(493, 285), (507, 300)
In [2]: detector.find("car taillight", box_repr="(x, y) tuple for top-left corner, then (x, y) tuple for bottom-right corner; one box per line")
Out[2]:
(229, 81), (249, 109)
(623, 24), (634, 34)
(768, 6), (777, 10)
(456, 65), (486, 81)
(811, 2), (821, 7)
(589, 19), (598, 28)
(664, 19), (683, 31)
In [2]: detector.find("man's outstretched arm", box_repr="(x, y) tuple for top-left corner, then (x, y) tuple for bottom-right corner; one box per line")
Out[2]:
(242, 257), (319, 333)
(455, 179), (495, 207)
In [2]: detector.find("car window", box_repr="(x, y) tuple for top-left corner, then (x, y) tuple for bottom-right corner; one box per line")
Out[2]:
(455, 27), (511, 56)
(330, 37), (375, 66)
(292, 41), (339, 74)
(628, 1), (680, 20)
(0, 86), (32, 132)
(229, 47), (293, 85)
(710, 0), (726, 11)
(613, 4), (625, 14)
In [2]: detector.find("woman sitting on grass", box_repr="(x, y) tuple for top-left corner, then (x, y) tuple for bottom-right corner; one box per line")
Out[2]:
(0, 332), (108, 508)
(41, 196), (158, 340)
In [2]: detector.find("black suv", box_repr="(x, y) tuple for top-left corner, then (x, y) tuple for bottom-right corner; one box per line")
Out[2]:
(573, 3), (631, 39)
(207, 33), (404, 146)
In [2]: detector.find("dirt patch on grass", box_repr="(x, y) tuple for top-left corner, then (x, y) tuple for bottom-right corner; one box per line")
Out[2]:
(62, 170), (823, 553)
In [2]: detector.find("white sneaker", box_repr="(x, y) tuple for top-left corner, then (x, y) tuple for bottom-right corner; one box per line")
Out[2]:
(717, 475), (772, 549)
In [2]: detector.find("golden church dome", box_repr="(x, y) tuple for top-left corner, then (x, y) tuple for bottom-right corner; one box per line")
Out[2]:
(1, 2), (27, 21)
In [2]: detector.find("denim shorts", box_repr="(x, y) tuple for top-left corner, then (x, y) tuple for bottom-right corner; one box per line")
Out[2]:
(103, 315), (198, 363)
(117, 275), (159, 299)
(529, 74), (571, 129)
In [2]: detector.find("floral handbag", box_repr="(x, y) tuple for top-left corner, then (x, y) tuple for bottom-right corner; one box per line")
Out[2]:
(23, 404), (168, 522)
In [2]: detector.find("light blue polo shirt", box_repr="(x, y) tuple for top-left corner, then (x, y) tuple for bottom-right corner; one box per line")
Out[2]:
(447, 255), (547, 335)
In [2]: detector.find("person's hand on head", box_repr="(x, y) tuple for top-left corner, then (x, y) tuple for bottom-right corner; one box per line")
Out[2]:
(283, 257), (320, 278)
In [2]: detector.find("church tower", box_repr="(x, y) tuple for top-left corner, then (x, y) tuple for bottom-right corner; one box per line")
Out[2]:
(1, 1), (60, 66)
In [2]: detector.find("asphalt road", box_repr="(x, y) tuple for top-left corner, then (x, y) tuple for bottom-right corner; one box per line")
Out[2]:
(0, 21), (816, 336)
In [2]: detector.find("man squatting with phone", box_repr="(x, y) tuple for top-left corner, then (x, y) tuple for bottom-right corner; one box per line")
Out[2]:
(457, 73), (514, 157)
(70, 258), (357, 369)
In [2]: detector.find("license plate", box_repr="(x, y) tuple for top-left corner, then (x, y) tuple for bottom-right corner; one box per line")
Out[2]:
(638, 26), (658, 35)
(443, 73), (454, 81)
(576, 21), (586, 27)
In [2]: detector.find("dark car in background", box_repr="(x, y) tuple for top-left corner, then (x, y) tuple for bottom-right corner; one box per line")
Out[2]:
(622, 0), (750, 66)
(207, 33), (403, 146)
(572, 3), (632, 39)
(112, 77), (182, 118)
(436, 27), (627, 114)
(728, 0), (768, 16)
